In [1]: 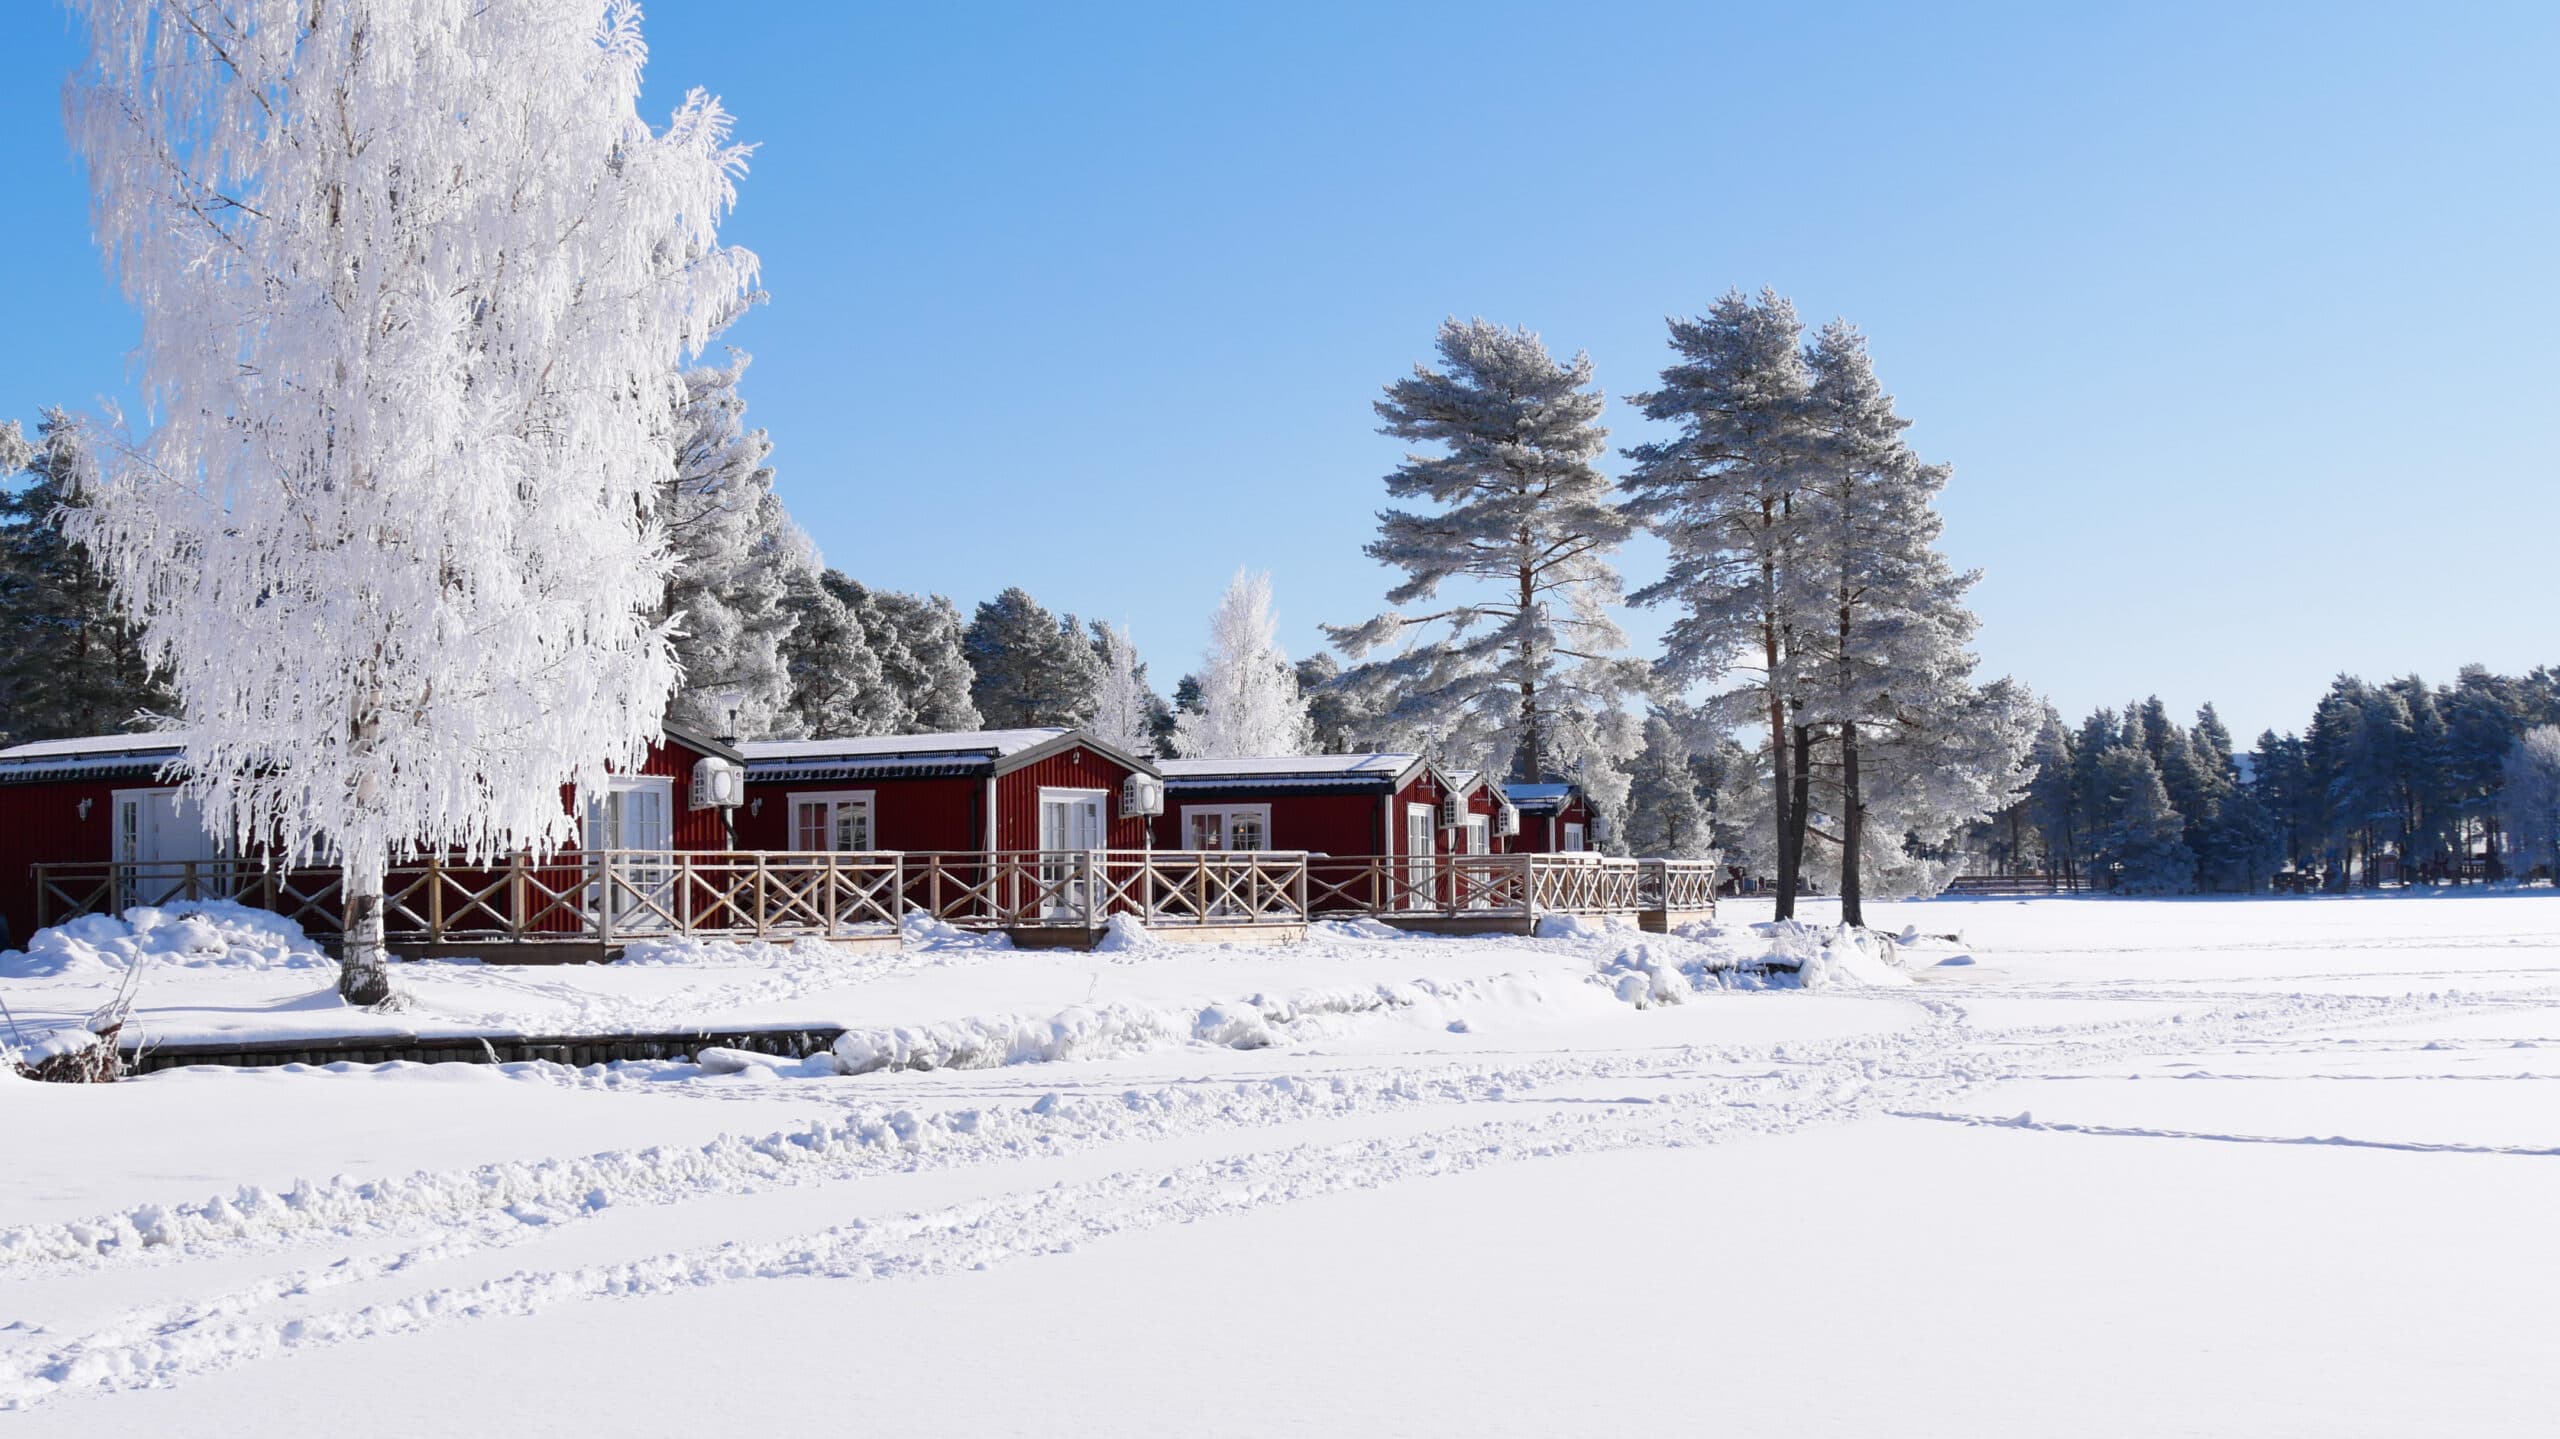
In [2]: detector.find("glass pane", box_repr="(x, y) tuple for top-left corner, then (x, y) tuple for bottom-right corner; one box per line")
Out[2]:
(1188, 814), (1222, 849)
(1231, 816), (1265, 851)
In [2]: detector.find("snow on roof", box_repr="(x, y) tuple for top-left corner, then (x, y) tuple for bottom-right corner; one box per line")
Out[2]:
(1505, 782), (1576, 805)
(1156, 753), (1420, 780)
(0, 732), (189, 761)
(738, 729), (1070, 765)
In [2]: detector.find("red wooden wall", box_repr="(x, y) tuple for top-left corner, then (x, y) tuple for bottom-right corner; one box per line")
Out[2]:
(996, 745), (1149, 850)
(0, 776), (124, 946)
(733, 775), (985, 852)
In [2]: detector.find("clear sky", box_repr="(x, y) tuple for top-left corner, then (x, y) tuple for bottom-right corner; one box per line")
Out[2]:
(2, 2), (2552, 742)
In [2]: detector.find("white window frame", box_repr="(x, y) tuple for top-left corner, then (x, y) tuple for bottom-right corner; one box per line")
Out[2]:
(1462, 815), (1490, 855)
(1404, 802), (1438, 911)
(584, 775), (676, 853)
(787, 789), (879, 853)
(1180, 803), (1273, 852)
(1563, 821), (1587, 853)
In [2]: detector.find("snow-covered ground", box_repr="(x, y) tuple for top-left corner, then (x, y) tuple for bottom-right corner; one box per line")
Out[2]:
(5, 891), (2559, 1434)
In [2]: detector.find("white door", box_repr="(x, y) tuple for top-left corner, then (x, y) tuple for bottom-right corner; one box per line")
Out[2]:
(1461, 815), (1492, 907)
(590, 779), (674, 929)
(1039, 788), (1109, 919)
(1405, 803), (1437, 911)
(1564, 821), (1587, 853)
(114, 788), (227, 905)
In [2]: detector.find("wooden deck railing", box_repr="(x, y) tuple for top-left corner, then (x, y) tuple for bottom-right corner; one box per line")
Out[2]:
(31, 848), (1713, 946)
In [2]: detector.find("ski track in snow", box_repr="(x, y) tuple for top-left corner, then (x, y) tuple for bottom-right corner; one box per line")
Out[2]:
(5, 971), (2544, 1410)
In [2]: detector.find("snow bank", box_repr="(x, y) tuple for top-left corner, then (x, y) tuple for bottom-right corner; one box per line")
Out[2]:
(1535, 913), (1637, 941)
(0, 902), (326, 980)
(1764, 922), (1912, 989)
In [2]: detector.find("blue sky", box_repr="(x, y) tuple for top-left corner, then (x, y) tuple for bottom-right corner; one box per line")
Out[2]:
(3, 2), (2553, 741)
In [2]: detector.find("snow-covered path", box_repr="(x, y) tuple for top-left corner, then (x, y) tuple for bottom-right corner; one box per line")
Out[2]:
(5, 894), (2559, 1434)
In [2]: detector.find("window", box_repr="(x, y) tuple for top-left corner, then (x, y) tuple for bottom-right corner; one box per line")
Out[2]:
(586, 777), (674, 853)
(789, 791), (876, 852)
(1181, 804), (1271, 852)
(1564, 821), (1586, 853)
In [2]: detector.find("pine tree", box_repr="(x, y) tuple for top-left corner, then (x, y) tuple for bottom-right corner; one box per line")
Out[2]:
(778, 569), (894, 737)
(1791, 319), (2028, 924)
(1622, 709), (1712, 858)
(2091, 747), (2194, 894)
(2024, 706), (2083, 888)
(661, 354), (809, 739)
(64, 0), (756, 1003)
(0, 411), (172, 742)
(1295, 653), (1375, 754)
(1171, 570), (1312, 759)
(964, 588), (1102, 729)
(862, 586), (982, 732)
(1622, 289), (1821, 917)
(1327, 319), (1646, 788)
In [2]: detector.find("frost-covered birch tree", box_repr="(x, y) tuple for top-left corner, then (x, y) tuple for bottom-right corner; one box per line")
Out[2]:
(1327, 319), (1647, 791)
(1621, 290), (1820, 917)
(1089, 621), (1160, 756)
(1173, 569), (1311, 759)
(662, 353), (809, 739)
(64, 0), (757, 1004)
(2507, 726), (2560, 882)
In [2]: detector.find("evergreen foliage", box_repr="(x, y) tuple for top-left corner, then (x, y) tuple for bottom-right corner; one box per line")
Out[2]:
(1621, 709), (1713, 858)
(661, 354), (809, 740)
(964, 587), (1103, 729)
(0, 412), (171, 742)
(1327, 319), (1646, 790)
(1996, 668), (2558, 892)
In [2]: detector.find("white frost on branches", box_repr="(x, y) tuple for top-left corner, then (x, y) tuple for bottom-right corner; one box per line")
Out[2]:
(64, 0), (757, 999)
(1172, 570), (1311, 760)
(1090, 622), (1157, 756)
(664, 353), (813, 740)
(1328, 319), (1647, 797)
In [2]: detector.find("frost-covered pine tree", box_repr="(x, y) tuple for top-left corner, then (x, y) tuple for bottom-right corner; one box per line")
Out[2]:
(0, 411), (173, 742)
(1328, 319), (1648, 790)
(1792, 319), (2029, 924)
(1622, 290), (1821, 917)
(65, 0), (756, 1003)
(1173, 570), (1312, 759)
(870, 589), (983, 732)
(662, 353), (809, 739)
(778, 569), (893, 737)
(965, 588), (1102, 728)
(1089, 621), (1160, 755)
(1621, 709), (1712, 858)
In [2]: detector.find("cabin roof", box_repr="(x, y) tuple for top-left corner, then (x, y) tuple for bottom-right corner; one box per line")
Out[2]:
(0, 728), (736, 785)
(1504, 781), (1580, 812)
(740, 728), (1156, 783)
(1157, 752), (1427, 793)
(0, 731), (189, 785)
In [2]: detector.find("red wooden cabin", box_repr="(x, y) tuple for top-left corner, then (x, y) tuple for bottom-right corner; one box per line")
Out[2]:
(1503, 782), (1595, 853)
(0, 727), (744, 945)
(730, 728), (1157, 857)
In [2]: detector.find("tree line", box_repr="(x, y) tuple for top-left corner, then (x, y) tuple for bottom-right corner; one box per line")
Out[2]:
(1992, 672), (2560, 892)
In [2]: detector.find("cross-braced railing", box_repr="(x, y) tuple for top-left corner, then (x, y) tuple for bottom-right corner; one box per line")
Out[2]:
(1636, 858), (1721, 914)
(30, 846), (1704, 946)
